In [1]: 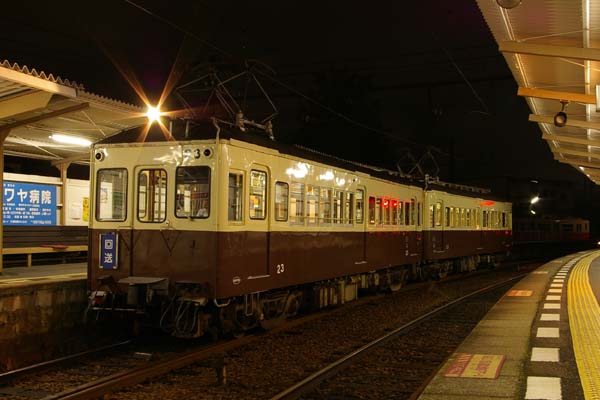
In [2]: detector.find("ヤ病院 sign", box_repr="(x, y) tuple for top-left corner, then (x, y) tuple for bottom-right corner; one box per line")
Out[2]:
(3, 182), (57, 225)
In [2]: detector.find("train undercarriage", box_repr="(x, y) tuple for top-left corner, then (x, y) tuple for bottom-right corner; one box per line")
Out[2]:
(87, 253), (504, 338)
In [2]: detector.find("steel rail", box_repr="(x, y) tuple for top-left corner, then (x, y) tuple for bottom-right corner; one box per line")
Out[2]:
(269, 274), (526, 400)
(0, 340), (132, 385)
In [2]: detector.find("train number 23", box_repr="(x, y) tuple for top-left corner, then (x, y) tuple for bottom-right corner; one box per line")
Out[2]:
(276, 264), (285, 274)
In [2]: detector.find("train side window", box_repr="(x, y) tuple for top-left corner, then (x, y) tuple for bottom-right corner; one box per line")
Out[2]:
(290, 182), (305, 225)
(445, 207), (450, 227)
(175, 166), (210, 219)
(391, 199), (398, 225)
(249, 170), (267, 220)
(381, 198), (390, 225)
(375, 197), (382, 225)
(320, 188), (332, 224)
(418, 202), (422, 226)
(398, 201), (404, 225)
(577, 224), (582, 232)
(345, 192), (354, 224)
(435, 202), (442, 227)
(368, 196), (376, 224)
(502, 212), (506, 228)
(306, 185), (319, 225)
(138, 169), (167, 222)
(429, 204), (434, 228)
(466, 209), (471, 228)
(274, 182), (289, 222)
(404, 201), (410, 225)
(333, 190), (344, 224)
(228, 172), (243, 222)
(96, 168), (128, 222)
(355, 189), (364, 224)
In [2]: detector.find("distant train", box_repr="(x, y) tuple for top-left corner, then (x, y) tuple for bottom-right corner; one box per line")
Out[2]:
(513, 216), (590, 244)
(87, 130), (512, 337)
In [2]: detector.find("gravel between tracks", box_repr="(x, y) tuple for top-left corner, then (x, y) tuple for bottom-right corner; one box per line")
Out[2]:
(98, 266), (529, 400)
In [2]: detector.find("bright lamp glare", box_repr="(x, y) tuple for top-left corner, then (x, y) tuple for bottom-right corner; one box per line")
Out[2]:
(50, 134), (91, 147)
(146, 106), (161, 123)
(530, 210), (536, 215)
(530, 196), (540, 204)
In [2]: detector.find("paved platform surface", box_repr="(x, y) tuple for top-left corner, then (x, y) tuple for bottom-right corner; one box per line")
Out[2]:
(419, 250), (600, 400)
(0, 262), (86, 286)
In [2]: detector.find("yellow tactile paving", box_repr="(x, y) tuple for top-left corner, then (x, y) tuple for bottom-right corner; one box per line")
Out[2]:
(568, 251), (600, 400)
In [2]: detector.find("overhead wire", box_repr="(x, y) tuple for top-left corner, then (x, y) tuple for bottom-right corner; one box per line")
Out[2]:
(123, 0), (465, 156)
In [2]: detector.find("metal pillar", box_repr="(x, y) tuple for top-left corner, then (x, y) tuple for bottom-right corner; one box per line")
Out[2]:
(0, 131), (7, 274)
(58, 162), (71, 226)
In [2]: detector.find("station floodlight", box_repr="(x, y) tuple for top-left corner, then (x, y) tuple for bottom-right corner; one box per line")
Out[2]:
(496, 0), (521, 9)
(146, 105), (162, 124)
(530, 196), (540, 205)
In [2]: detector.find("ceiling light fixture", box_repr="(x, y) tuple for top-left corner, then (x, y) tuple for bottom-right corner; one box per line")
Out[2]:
(50, 134), (92, 147)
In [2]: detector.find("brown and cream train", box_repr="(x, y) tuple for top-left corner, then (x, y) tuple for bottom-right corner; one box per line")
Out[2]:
(88, 131), (512, 337)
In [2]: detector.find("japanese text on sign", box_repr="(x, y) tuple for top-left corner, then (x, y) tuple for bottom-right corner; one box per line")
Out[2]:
(3, 182), (57, 226)
(100, 233), (118, 270)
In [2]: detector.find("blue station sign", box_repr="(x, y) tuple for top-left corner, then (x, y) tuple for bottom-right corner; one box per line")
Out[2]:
(99, 233), (119, 270)
(2, 182), (57, 226)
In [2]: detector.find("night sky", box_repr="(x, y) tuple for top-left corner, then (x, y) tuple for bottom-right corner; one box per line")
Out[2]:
(0, 1), (588, 190)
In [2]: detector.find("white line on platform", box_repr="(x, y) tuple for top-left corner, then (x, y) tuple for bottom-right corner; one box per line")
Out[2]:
(546, 295), (561, 301)
(544, 303), (561, 310)
(525, 376), (561, 400)
(531, 347), (560, 362)
(537, 327), (560, 338)
(548, 289), (562, 294)
(540, 314), (560, 321)
(551, 283), (563, 288)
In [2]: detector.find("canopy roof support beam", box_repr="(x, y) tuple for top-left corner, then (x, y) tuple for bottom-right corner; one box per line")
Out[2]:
(500, 41), (600, 63)
(518, 87), (596, 104)
(0, 103), (89, 133)
(542, 133), (600, 147)
(553, 155), (600, 170)
(0, 91), (53, 120)
(551, 147), (600, 159)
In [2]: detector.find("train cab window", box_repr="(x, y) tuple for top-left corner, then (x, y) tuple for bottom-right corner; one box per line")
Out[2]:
(445, 207), (450, 227)
(306, 185), (319, 225)
(175, 166), (210, 219)
(274, 182), (289, 222)
(138, 169), (167, 222)
(96, 168), (128, 222)
(356, 189), (364, 224)
(404, 201), (411, 225)
(577, 224), (582, 232)
(320, 188), (332, 224)
(368, 196), (376, 225)
(228, 172), (244, 222)
(345, 192), (354, 224)
(289, 182), (305, 225)
(391, 199), (398, 225)
(502, 212), (506, 228)
(410, 199), (416, 226)
(333, 190), (344, 224)
(417, 202), (422, 226)
(466, 209), (471, 227)
(249, 170), (267, 220)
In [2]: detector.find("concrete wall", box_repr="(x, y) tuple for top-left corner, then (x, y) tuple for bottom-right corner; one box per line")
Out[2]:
(0, 279), (87, 371)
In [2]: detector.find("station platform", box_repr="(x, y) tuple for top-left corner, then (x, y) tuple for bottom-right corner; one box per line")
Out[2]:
(0, 262), (86, 286)
(419, 250), (600, 400)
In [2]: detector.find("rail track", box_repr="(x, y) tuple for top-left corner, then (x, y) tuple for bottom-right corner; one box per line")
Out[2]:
(269, 275), (525, 400)
(0, 261), (536, 400)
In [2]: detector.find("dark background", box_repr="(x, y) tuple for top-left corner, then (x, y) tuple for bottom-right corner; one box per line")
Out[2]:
(1, 0), (596, 227)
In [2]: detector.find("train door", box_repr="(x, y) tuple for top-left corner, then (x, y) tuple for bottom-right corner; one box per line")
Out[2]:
(248, 166), (270, 277)
(431, 201), (444, 254)
(131, 166), (169, 276)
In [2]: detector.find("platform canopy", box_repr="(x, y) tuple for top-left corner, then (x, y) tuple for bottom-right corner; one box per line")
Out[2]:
(477, 0), (600, 184)
(0, 59), (147, 164)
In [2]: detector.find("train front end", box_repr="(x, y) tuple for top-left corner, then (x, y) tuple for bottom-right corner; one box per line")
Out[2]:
(87, 140), (218, 337)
